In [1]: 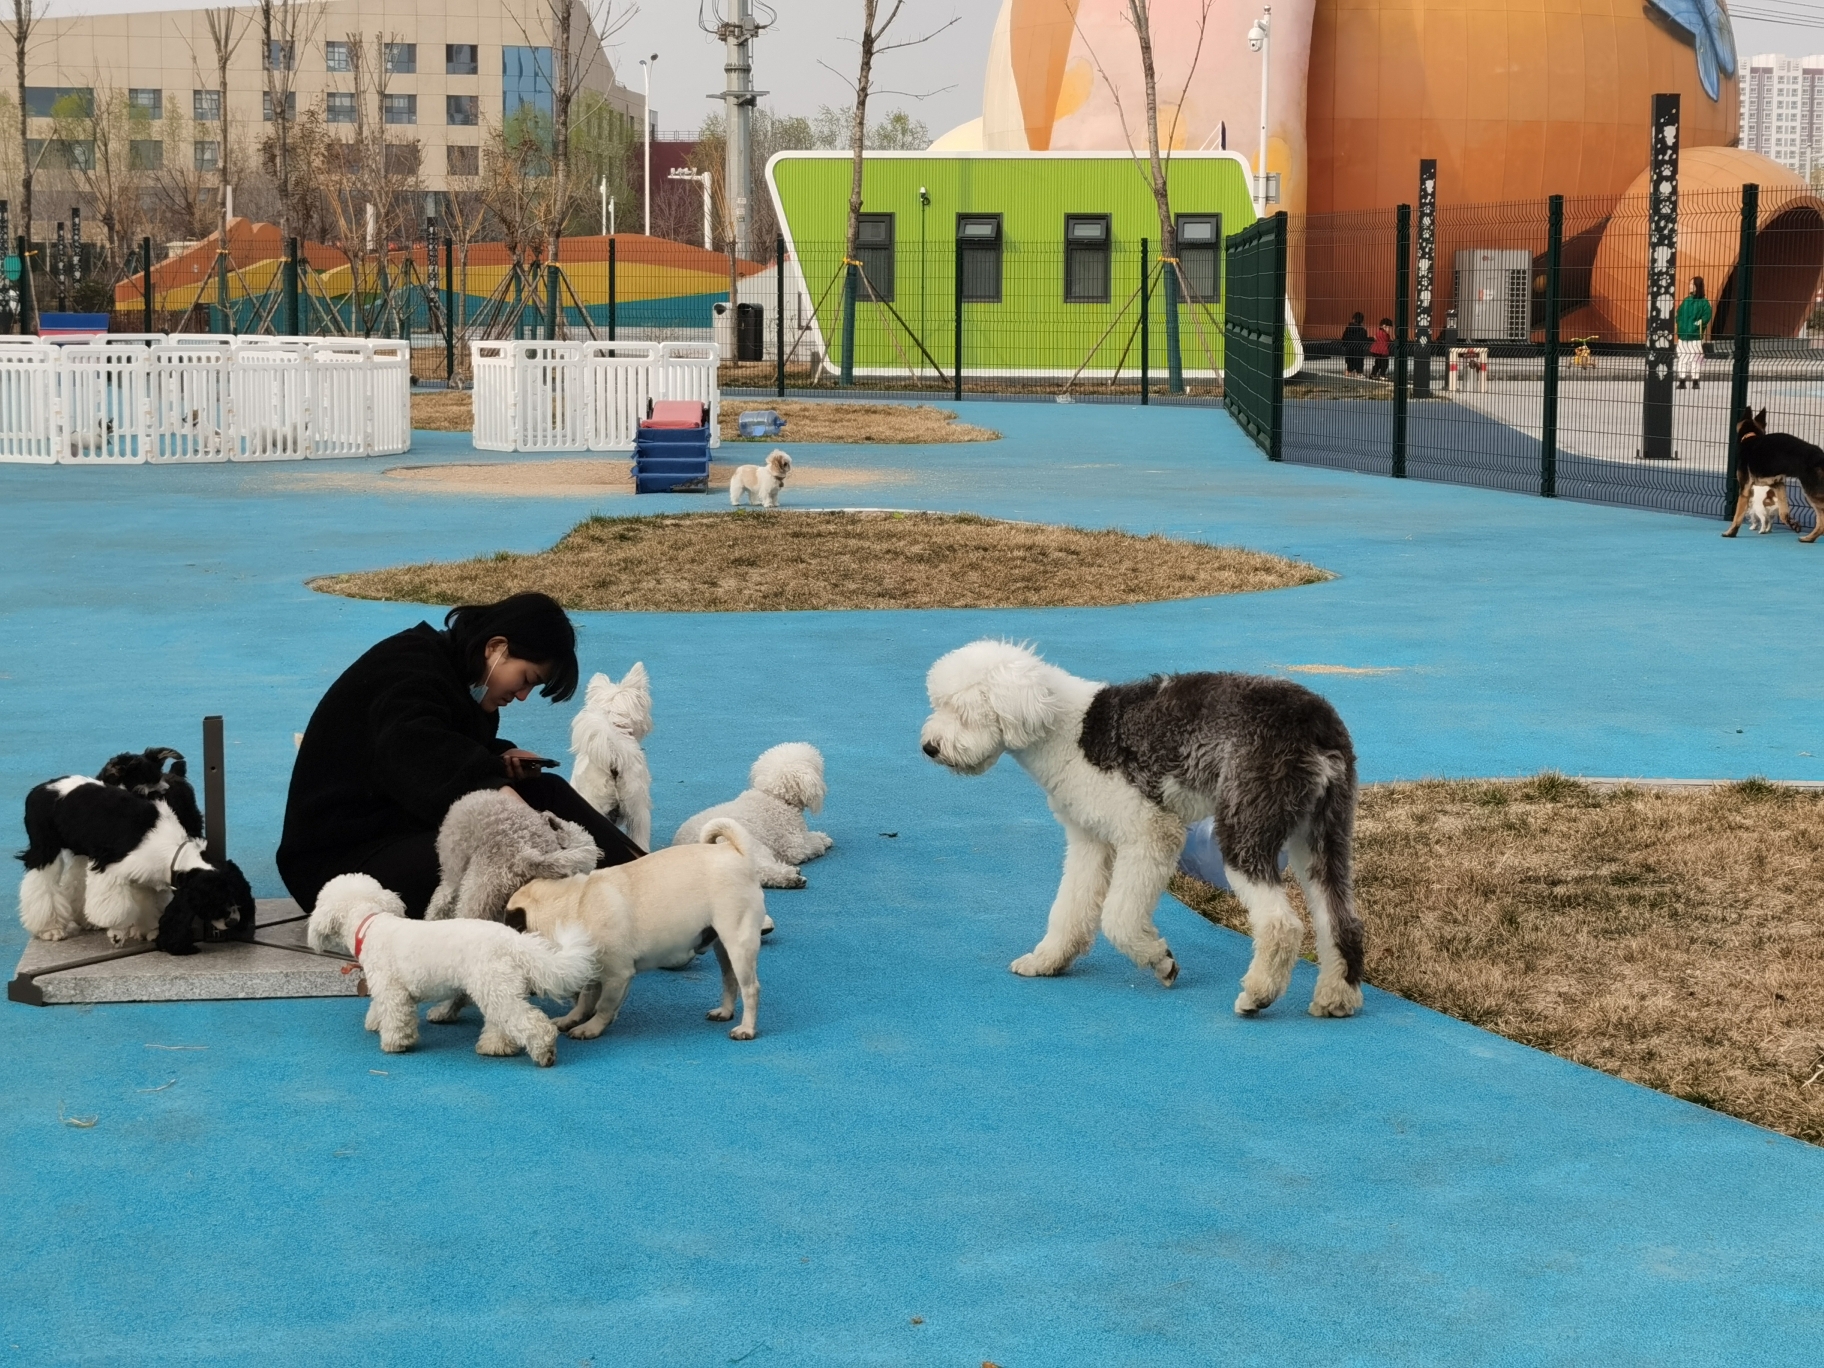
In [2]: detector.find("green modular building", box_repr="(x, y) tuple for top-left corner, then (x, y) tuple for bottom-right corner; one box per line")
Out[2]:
(765, 150), (1299, 381)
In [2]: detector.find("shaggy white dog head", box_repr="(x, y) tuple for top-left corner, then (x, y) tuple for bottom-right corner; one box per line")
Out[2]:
(765, 450), (792, 479)
(749, 741), (825, 813)
(920, 640), (1068, 775)
(308, 873), (404, 954)
(582, 662), (652, 740)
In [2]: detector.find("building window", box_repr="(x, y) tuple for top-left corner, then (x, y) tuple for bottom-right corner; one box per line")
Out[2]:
(262, 91), (297, 122)
(1175, 214), (1221, 303)
(382, 93), (417, 125)
(128, 138), (163, 170)
(128, 88), (163, 120)
(447, 43), (479, 76)
(957, 214), (1002, 303)
(1063, 214), (1110, 303)
(503, 45), (553, 120)
(193, 89), (221, 122)
(194, 139), (219, 170)
(326, 40), (351, 73)
(446, 94), (479, 126)
(447, 144), (479, 177)
(385, 143), (419, 175)
(265, 40), (294, 70)
(26, 138), (93, 169)
(326, 91), (357, 124)
(25, 87), (93, 119)
(855, 213), (894, 301)
(384, 43), (416, 74)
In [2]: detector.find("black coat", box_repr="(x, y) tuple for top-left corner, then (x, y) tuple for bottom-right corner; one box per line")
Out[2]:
(278, 624), (514, 873)
(1340, 323), (1369, 358)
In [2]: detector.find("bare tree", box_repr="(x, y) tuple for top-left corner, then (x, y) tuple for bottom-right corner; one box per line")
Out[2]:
(148, 102), (216, 243)
(202, 9), (244, 228)
(51, 84), (148, 276)
(260, 0), (321, 239)
(6, 0), (41, 324)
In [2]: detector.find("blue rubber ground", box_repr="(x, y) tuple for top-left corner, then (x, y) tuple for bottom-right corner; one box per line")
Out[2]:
(3, 409), (1823, 1364)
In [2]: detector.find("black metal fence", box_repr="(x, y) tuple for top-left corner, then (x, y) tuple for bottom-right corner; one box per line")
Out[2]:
(1224, 212), (1286, 458)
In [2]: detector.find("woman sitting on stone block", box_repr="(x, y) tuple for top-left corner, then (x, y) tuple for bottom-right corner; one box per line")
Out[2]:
(277, 592), (643, 918)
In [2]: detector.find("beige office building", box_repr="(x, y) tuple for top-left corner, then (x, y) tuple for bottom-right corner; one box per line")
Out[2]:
(17, 0), (644, 210)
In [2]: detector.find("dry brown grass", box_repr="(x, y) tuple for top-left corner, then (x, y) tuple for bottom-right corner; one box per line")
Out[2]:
(412, 390), (473, 431)
(718, 400), (998, 444)
(312, 510), (1330, 612)
(1170, 774), (1824, 1142)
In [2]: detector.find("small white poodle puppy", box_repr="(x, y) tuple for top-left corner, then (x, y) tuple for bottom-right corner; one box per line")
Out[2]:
(569, 663), (654, 849)
(730, 449), (792, 507)
(672, 742), (831, 890)
(308, 873), (597, 1066)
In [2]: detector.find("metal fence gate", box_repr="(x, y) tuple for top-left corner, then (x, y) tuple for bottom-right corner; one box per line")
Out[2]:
(1223, 212), (1287, 460)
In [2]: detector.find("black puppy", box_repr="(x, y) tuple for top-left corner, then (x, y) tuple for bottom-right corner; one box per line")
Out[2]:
(97, 747), (204, 838)
(157, 858), (257, 955)
(1726, 408), (1824, 541)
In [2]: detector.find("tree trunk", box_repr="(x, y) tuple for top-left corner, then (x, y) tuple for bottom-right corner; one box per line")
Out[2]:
(839, 0), (878, 387)
(1129, 0), (1183, 392)
(15, 4), (32, 330)
(548, 0), (569, 264)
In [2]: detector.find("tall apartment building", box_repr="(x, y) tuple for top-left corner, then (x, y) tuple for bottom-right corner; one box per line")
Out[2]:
(17, 0), (644, 211)
(1739, 53), (1824, 179)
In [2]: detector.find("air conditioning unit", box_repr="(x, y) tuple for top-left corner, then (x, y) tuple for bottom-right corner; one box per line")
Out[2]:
(1452, 249), (1531, 341)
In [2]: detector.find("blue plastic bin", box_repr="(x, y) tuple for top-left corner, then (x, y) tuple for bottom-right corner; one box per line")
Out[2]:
(633, 423), (712, 493)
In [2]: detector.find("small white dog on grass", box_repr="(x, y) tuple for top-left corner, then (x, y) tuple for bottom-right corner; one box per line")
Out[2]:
(569, 662), (654, 849)
(672, 742), (832, 890)
(308, 873), (597, 1066)
(730, 449), (792, 507)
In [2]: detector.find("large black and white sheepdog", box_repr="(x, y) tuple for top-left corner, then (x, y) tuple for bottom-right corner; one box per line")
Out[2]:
(17, 775), (254, 954)
(920, 640), (1365, 1018)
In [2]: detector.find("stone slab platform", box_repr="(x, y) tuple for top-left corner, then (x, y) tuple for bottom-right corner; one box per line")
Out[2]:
(8, 898), (360, 1006)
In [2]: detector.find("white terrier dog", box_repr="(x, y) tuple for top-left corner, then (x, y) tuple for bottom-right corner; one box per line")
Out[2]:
(308, 873), (597, 1066)
(729, 449), (792, 507)
(569, 663), (654, 849)
(1748, 480), (1787, 535)
(672, 742), (832, 890)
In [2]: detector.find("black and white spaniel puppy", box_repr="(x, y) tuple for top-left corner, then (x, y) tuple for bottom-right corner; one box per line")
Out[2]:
(17, 775), (254, 953)
(98, 747), (205, 839)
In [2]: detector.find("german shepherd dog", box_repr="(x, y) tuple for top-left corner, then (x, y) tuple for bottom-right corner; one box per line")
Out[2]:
(1725, 408), (1824, 540)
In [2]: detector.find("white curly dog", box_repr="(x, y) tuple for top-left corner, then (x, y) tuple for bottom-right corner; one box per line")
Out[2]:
(423, 789), (601, 923)
(569, 663), (654, 850)
(729, 449), (792, 507)
(672, 742), (832, 890)
(309, 873), (598, 1066)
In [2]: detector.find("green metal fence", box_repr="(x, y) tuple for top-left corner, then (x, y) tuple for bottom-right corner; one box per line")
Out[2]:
(1222, 211), (1287, 460)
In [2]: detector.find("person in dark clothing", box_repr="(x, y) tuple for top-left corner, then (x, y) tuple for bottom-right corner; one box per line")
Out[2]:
(277, 592), (642, 918)
(1341, 311), (1369, 375)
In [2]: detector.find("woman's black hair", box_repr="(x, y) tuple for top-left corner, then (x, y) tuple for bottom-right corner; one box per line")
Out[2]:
(1350, 311), (1364, 325)
(444, 592), (579, 702)
(1691, 276), (1706, 298)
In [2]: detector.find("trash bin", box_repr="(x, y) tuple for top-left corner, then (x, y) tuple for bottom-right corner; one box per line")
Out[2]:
(736, 303), (764, 362)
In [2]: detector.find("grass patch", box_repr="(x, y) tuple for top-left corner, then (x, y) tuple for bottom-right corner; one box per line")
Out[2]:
(312, 510), (1331, 612)
(1170, 774), (1824, 1143)
(718, 400), (998, 444)
(412, 389), (472, 431)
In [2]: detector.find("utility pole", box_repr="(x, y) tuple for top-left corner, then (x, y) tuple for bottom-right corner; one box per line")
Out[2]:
(707, 0), (767, 263)
(639, 55), (657, 236)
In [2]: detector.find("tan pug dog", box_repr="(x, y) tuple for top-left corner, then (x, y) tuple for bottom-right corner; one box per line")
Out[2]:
(505, 818), (767, 1041)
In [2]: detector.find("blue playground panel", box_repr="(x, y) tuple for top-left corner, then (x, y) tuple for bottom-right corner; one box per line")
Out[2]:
(3, 410), (1824, 1363)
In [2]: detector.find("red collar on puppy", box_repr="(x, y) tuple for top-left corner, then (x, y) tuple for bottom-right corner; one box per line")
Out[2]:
(352, 912), (381, 960)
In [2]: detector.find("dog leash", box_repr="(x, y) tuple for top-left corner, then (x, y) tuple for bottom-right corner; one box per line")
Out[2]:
(351, 912), (381, 961)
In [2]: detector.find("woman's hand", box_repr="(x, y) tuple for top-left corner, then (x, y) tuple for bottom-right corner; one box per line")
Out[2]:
(501, 749), (555, 781)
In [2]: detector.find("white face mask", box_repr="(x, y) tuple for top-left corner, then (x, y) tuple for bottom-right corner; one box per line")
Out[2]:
(470, 649), (501, 705)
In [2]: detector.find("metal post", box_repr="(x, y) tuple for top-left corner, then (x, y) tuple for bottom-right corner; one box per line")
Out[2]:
(0, 203), (13, 333)
(840, 261), (858, 388)
(202, 715), (226, 862)
(17, 233), (35, 334)
(1269, 211), (1288, 461)
(444, 233), (455, 382)
(284, 235), (300, 335)
(545, 263), (559, 341)
(1643, 92), (1680, 461)
(1393, 204), (1411, 478)
(1164, 259), (1184, 394)
(1140, 237), (1151, 404)
(775, 232), (786, 398)
(1413, 158), (1437, 398)
(1541, 195), (1563, 498)
(607, 235), (617, 341)
(953, 231), (963, 403)
(142, 236), (154, 334)
(54, 221), (66, 312)
(1725, 182), (1760, 515)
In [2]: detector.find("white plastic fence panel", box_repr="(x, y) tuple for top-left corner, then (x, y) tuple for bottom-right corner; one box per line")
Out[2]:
(512, 343), (585, 452)
(99, 334), (167, 348)
(309, 342), (373, 458)
(0, 345), (58, 462)
(148, 345), (233, 463)
(368, 340), (411, 455)
(57, 345), (153, 464)
(654, 340), (721, 449)
(470, 342), (515, 451)
(581, 340), (658, 451)
(230, 346), (312, 460)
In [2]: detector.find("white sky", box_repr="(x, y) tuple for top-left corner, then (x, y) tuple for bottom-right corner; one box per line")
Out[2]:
(33, 0), (999, 140)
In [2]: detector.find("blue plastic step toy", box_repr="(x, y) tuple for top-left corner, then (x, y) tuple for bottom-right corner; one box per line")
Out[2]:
(633, 399), (712, 493)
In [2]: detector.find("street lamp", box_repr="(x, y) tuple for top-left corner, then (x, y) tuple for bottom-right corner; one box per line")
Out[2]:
(669, 167), (713, 249)
(639, 54), (658, 236)
(1247, 8), (1271, 212)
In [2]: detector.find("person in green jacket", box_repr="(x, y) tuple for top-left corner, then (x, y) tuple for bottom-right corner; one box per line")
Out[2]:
(1675, 277), (1712, 390)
